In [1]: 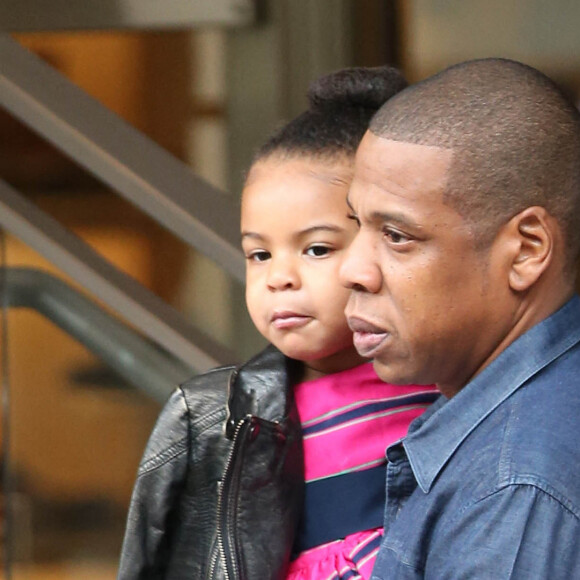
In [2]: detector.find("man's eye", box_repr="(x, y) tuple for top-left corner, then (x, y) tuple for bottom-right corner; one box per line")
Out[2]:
(306, 245), (331, 258)
(246, 250), (271, 262)
(384, 228), (411, 245)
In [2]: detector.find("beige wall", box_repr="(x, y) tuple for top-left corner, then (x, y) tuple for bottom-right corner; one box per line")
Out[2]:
(401, 0), (580, 90)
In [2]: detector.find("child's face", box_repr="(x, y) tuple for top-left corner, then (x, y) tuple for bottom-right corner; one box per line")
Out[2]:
(241, 156), (366, 379)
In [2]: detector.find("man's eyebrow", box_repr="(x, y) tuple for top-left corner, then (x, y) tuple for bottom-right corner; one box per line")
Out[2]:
(370, 211), (420, 229)
(345, 195), (415, 225)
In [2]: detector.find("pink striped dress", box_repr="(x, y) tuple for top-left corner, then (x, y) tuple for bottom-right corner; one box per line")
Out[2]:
(286, 362), (439, 580)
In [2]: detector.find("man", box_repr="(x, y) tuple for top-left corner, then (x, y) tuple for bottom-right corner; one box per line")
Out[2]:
(340, 57), (580, 578)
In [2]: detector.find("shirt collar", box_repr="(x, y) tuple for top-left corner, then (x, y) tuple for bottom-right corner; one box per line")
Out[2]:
(402, 295), (580, 493)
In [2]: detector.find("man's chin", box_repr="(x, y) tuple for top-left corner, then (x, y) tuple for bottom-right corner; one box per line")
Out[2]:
(372, 359), (415, 386)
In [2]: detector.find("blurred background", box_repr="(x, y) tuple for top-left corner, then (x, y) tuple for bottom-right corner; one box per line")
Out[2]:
(1, 0), (580, 577)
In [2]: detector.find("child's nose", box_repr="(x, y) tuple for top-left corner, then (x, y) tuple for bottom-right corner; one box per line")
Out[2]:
(267, 257), (300, 291)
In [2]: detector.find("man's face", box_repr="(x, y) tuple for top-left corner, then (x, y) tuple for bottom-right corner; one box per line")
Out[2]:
(340, 133), (516, 396)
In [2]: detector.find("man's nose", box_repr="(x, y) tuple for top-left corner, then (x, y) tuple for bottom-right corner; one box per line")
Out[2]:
(339, 232), (382, 293)
(267, 257), (300, 291)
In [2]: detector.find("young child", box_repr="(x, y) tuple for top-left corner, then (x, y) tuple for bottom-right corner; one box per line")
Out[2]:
(118, 65), (439, 580)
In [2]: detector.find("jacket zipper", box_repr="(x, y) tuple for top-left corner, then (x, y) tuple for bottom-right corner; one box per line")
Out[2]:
(210, 414), (285, 579)
(210, 415), (251, 580)
(207, 535), (221, 580)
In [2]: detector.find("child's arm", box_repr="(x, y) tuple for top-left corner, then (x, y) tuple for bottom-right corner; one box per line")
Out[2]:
(117, 387), (189, 579)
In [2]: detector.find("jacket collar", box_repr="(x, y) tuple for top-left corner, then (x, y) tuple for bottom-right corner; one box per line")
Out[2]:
(226, 345), (303, 436)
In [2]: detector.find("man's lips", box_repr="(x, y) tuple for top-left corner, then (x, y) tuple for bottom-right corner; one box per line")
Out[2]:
(271, 311), (312, 330)
(347, 316), (390, 357)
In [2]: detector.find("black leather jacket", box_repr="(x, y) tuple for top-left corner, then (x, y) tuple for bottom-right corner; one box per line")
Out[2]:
(117, 346), (304, 580)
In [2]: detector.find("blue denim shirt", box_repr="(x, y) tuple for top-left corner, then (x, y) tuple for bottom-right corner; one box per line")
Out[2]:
(371, 296), (580, 579)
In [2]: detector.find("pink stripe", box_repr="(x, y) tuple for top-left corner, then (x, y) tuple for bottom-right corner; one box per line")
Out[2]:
(303, 405), (430, 482)
(294, 363), (438, 482)
(294, 362), (436, 422)
(302, 391), (434, 429)
(357, 549), (379, 579)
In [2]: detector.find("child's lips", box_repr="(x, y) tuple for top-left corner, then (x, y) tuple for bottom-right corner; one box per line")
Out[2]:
(271, 310), (312, 330)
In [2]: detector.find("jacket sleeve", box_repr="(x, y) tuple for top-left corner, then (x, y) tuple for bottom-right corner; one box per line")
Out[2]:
(117, 387), (190, 580)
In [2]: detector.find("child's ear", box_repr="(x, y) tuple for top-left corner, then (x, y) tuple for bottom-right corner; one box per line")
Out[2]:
(507, 206), (554, 292)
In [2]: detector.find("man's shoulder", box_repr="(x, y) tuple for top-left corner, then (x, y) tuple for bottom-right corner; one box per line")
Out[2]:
(438, 346), (580, 504)
(482, 352), (580, 507)
(508, 341), (580, 439)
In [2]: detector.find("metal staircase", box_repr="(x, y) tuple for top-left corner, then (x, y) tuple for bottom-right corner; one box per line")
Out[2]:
(0, 31), (245, 384)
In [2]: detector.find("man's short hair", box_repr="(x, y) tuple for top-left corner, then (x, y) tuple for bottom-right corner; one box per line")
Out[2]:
(370, 58), (580, 263)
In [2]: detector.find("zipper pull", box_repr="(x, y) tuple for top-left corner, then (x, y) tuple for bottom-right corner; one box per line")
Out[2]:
(248, 417), (260, 442)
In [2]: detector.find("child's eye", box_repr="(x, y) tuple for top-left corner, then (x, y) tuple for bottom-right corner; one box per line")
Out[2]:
(246, 249), (271, 262)
(305, 245), (332, 258)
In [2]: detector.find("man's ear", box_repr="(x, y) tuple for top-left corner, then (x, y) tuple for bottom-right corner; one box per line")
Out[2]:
(507, 206), (554, 292)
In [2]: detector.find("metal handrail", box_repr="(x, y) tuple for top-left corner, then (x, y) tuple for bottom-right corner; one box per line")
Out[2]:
(1, 267), (193, 403)
(0, 34), (246, 373)
(0, 34), (245, 283)
(0, 177), (238, 371)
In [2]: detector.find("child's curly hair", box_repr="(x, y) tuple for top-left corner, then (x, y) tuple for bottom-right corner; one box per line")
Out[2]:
(254, 65), (408, 162)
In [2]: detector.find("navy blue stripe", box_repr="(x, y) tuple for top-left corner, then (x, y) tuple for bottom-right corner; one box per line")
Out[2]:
(302, 392), (440, 437)
(351, 532), (382, 564)
(293, 465), (386, 552)
(339, 571), (360, 580)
